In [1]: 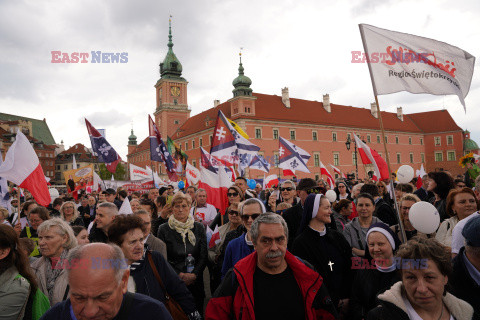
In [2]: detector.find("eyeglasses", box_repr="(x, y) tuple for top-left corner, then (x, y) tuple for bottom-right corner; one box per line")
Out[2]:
(228, 210), (239, 216)
(275, 209), (287, 215)
(338, 185), (346, 188)
(241, 213), (260, 222)
(280, 187), (293, 192)
(227, 192), (239, 197)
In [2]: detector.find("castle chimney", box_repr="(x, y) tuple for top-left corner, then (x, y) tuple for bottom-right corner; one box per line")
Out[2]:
(323, 94), (331, 113)
(397, 107), (404, 121)
(371, 102), (378, 119)
(214, 100), (220, 108)
(282, 87), (290, 108)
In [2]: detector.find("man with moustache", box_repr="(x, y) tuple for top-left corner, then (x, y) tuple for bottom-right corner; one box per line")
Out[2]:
(206, 213), (337, 320)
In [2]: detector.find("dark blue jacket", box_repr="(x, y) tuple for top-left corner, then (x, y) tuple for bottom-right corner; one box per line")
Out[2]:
(131, 250), (200, 319)
(40, 292), (172, 320)
(221, 233), (254, 278)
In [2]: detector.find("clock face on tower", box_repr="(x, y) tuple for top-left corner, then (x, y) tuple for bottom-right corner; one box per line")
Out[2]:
(170, 86), (180, 97)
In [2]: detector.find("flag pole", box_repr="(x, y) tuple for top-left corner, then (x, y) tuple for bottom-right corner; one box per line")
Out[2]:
(375, 95), (407, 243)
(359, 25), (407, 243)
(93, 157), (107, 190)
(150, 160), (156, 187)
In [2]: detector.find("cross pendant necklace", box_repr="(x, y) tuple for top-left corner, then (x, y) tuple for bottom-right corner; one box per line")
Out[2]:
(328, 260), (334, 272)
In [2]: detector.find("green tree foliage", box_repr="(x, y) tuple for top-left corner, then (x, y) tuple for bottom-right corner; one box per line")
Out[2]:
(98, 162), (126, 180)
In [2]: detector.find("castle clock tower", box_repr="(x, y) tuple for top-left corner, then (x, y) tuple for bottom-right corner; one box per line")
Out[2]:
(154, 19), (190, 139)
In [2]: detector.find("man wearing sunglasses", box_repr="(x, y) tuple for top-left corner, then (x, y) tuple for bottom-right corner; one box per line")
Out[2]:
(206, 213), (337, 320)
(221, 198), (265, 279)
(280, 180), (298, 206)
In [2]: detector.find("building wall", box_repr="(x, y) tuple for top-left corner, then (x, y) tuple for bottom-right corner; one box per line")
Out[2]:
(423, 131), (464, 175)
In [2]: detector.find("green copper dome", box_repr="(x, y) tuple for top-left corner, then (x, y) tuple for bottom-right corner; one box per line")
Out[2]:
(159, 19), (183, 79)
(464, 138), (479, 151)
(232, 54), (252, 97)
(128, 129), (137, 146)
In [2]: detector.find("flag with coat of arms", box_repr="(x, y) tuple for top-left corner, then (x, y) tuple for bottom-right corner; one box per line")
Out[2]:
(278, 136), (311, 174)
(148, 115), (178, 181)
(85, 119), (120, 174)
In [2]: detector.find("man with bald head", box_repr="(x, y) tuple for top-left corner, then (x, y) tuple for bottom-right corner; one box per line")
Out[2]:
(40, 243), (172, 320)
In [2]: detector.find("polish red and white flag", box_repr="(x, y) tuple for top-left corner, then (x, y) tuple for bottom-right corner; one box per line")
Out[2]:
(320, 162), (335, 189)
(208, 225), (220, 248)
(354, 134), (389, 181)
(329, 164), (346, 179)
(263, 174), (279, 189)
(198, 164), (231, 215)
(0, 131), (50, 206)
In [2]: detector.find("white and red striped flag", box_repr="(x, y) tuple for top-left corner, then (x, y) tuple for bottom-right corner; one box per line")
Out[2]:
(329, 164), (346, 179)
(0, 131), (50, 206)
(354, 134), (389, 181)
(416, 164), (427, 190)
(208, 225), (220, 248)
(320, 162), (335, 189)
(263, 174), (279, 189)
(198, 164), (231, 215)
(359, 24), (475, 110)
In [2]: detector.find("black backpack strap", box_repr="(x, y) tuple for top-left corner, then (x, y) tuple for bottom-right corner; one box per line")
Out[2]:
(353, 227), (364, 250)
(117, 292), (135, 320)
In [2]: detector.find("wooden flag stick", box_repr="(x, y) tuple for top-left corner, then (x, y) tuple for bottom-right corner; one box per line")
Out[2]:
(375, 95), (407, 243)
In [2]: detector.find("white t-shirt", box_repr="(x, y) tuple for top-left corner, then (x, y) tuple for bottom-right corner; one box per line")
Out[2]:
(451, 211), (480, 254)
(190, 203), (217, 224)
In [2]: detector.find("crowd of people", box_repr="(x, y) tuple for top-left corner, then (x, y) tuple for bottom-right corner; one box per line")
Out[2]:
(0, 172), (479, 320)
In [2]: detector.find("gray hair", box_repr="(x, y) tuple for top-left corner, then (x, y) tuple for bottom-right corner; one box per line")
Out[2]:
(240, 198), (266, 215)
(37, 218), (78, 250)
(352, 183), (364, 193)
(281, 180), (296, 190)
(66, 243), (127, 283)
(195, 188), (207, 196)
(98, 202), (118, 216)
(250, 213), (289, 245)
(133, 209), (149, 216)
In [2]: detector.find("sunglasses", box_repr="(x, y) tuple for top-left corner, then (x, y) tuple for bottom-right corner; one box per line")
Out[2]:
(275, 209), (286, 214)
(227, 192), (239, 197)
(228, 210), (239, 216)
(280, 187), (293, 191)
(241, 213), (260, 222)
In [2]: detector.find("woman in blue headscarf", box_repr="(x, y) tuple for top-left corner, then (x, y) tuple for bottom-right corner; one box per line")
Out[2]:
(292, 193), (353, 316)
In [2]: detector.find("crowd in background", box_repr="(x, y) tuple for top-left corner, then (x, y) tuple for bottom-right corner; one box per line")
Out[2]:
(1, 170), (480, 320)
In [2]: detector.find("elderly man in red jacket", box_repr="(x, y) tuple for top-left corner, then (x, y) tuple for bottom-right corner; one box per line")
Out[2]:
(205, 213), (337, 320)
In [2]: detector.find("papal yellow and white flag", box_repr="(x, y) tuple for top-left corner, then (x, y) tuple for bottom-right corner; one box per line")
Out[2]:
(359, 24), (475, 110)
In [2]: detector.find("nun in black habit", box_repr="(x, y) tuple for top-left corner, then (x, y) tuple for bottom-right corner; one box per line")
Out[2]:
(292, 193), (353, 314)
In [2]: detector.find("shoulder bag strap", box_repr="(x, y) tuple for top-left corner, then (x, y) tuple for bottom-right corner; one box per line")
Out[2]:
(147, 251), (170, 300)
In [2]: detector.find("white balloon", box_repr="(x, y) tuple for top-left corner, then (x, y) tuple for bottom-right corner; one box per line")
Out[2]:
(409, 201), (440, 234)
(49, 188), (59, 202)
(397, 165), (415, 183)
(325, 190), (337, 203)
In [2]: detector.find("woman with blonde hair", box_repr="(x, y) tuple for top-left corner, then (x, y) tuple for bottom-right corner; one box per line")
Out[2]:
(31, 218), (78, 305)
(59, 201), (84, 227)
(157, 192), (207, 313)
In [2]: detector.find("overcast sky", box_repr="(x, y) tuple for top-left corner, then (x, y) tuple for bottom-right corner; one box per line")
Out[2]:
(1, 0), (479, 159)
